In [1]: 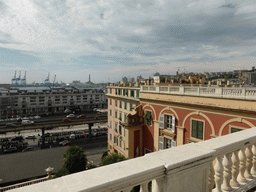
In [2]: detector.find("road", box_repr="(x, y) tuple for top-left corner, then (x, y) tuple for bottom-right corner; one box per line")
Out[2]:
(0, 112), (107, 133)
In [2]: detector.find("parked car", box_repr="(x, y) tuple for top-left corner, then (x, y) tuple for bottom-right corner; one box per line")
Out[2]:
(70, 134), (76, 140)
(22, 117), (29, 120)
(34, 115), (41, 119)
(59, 140), (71, 146)
(66, 114), (75, 118)
(4, 147), (18, 154)
(22, 120), (34, 125)
(16, 117), (22, 122)
(25, 135), (36, 139)
(64, 109), (71, 113)
(77, 114), (86, 118)
(62, 118), (72, 123)
(22, 147), (34, 152)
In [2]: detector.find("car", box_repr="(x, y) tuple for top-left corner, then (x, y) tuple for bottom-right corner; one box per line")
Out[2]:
(22, 147), (34, 152)
(17, 117), (22, 122)
(22, 117), (29, 120)
(4, 147), (18, 154)
(59, 140), (71, 146)
(10, 117), (16, 121)
(62, 118), (72, 123)
(77, 114), (86, 118)
(34, 115), (41, 119)
(66, 114), (75, 118)
(22, 120), (34, 125)
(29, 116), (34, 119)
(25, 135), (36, 139)
(64, 109), (71, 113)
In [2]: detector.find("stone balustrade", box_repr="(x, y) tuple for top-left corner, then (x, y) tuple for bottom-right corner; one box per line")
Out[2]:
(141, 85), (256, 100)
(0, 177), (48, 192)
(7, 127), (256, 192)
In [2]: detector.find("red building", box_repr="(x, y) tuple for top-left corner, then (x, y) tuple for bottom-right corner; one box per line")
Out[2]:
(107, 84), (256, 158)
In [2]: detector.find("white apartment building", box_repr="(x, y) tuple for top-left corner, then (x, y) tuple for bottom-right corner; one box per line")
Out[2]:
(0, 87), (107, 119)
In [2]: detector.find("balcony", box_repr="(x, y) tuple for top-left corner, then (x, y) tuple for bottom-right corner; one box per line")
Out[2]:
(141, 85), (256, 100)
(8, 127), (256, 192)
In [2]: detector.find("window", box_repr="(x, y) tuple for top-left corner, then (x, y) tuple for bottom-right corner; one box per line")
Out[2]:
(115, 111), (118, 118)
(119, 112), (122, 121)
(124, 113), (127, 123)
(119, 101), (122, 108)
(114, 136), (118, 145)
(109, 120), (112, 128)
(118, 89), (122, 95)
(110, 109), (112, 116)
(124, 90), (128, 96)
(110, 99), (112, 105)
(124, 102), (127, 110)
(159, 114), (175, 132)
(191, 120), (204, 140)
(115, 123), (118, 132)
(130, 103), (133, 111)
(130, 90), (134, 97)
(110, 88), (112, 94)
(144, 111), (152, 125)
(119, 139), (122, 147)
(136, 90), (139, 98)
(115, 89), (118, 95)
(115, 100), (117, 107)
(231, 127), (243, 133)
(159, 137), (176, 150)
(119, 125), (122, 135)
(110, 134), (112, 141)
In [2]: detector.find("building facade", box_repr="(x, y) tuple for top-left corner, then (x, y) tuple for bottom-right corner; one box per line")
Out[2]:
(106, 83), (141, 158)
(107, 83), (256, 158)
(0, 87), (107, 119)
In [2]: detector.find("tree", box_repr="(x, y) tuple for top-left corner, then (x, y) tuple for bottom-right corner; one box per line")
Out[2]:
(100, 153), (126, 166)
(63, 146), (87, 174)
(53, 167), (69, 178)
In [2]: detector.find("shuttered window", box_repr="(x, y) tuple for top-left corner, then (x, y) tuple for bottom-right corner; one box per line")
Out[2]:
(159, 136), (164, 150)
(158, 114), (175, 132)
(231, 127), (242, 133)
(144, 111), (152, 125)
(191, 120), (204, 140)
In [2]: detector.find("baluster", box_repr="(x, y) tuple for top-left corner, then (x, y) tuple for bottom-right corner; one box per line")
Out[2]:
(237, 148), (247, 184)
(140, 182), (149, 192)
(214, 156), (223, 192)
(152, 178), (163, 192)
(231, 150), (240, 187)
(251, 144), (256, 177)
(222, 152), (232, 191)
(245, 145), (253, 179)
(208, 162), (215, 192)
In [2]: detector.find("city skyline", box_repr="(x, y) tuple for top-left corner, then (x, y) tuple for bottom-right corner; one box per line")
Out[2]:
(1, 1), (256, 83)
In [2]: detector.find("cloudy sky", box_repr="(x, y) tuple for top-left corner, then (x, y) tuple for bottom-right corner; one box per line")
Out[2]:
(1, 0), (256, 84)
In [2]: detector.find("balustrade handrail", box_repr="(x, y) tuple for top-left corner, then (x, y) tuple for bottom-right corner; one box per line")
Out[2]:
(140, 85), (256, 100)
(0, 177), (48, 192)
(9, 127), (256, 192)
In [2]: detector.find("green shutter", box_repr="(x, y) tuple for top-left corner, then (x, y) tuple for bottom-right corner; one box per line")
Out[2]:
(191, 120), (198, 138)
(197, 121), (204, 140)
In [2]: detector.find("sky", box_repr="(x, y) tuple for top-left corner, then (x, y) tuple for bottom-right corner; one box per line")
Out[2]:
(1, 0), (256, 84)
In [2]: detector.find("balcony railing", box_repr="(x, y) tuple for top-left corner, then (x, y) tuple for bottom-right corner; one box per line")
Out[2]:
(8, 127), (256, 192)
(141, 85), (256, 100)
